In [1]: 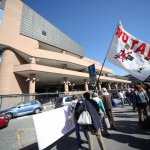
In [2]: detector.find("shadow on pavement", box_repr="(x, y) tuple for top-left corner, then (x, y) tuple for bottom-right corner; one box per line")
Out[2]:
(44, 129), (88, 150)
(114, 120), (150, 135)
(107, 133), (150, 150)
(19, 142), (38, 150)
(20, 129), (88, 150)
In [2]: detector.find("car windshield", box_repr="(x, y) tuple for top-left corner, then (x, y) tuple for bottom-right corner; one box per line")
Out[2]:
(31, 100), (37, 105)
(17, 101), (31, 107)
(55, 98), (63, 104)
(77, 96), (83, 101)
(65, 97), (72, 102)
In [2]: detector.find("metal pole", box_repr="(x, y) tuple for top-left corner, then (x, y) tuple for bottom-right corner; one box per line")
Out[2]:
(92, 21), (121, 96)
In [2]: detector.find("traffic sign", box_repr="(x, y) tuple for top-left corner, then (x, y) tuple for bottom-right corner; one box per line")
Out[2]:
(88, 64), (97, 84)
(88, 64), (96, 75)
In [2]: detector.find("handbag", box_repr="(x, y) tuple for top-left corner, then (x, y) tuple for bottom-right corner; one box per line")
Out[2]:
(77, 110), (92, 125)
(104, 115), (110, 129)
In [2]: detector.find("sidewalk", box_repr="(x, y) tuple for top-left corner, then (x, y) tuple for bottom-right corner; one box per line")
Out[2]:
(21, 103), (150, 150)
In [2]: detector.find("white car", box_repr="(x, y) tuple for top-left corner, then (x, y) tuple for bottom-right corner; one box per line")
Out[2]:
(55, 96), (83, 108)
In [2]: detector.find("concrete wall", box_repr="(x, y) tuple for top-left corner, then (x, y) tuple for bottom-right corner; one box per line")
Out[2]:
(0, 49), (28, 94)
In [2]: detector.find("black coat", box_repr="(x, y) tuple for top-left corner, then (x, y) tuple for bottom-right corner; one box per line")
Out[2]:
(75, 99), (100, 130)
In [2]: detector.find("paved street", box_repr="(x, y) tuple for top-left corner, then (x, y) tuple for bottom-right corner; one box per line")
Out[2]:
(19, 104), (150, 150)
(0, 104), (54, 150)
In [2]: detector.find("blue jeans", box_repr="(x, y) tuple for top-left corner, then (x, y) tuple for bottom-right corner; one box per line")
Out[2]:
(75, 121), (87, 144)
(126, 97), (131, 105)
(120, 98), (124, 107)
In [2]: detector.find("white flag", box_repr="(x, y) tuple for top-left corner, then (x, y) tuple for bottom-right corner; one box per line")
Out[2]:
(107, 21), (150, 81)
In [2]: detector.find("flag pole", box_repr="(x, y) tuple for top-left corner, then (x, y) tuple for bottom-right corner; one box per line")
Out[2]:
(92, 20), (121, 96)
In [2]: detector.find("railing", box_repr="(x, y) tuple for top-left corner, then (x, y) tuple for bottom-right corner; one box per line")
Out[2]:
(0, 89), (119, 111)
(0, 91), (85, 111)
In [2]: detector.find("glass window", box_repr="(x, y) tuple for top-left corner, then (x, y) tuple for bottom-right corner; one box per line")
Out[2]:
(18, 102), (26, 107)
(31, 100), (36, 105)
(24, 101), (31, 106)
(65, 97), (72, 102)
(56, 98), (63, 104)
(0, 9), (3, 27)
(42, 30), (46, 36)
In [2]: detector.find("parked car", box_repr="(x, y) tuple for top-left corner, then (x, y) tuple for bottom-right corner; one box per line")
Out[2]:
(0, 100), (43, 119)
(0, 114), (10, 128)
(55, 95), (83, 108)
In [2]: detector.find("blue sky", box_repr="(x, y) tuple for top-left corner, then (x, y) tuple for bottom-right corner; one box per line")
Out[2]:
(22, 0), (150, 76)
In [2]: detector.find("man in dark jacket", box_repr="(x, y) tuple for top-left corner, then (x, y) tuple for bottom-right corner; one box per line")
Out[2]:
(102, 88), (116, 130)
(75, 92), (105, 150)
(129, 88), (137, 112)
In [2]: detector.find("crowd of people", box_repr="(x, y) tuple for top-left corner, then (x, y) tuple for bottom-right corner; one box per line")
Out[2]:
(68, 82), (150, 149)
(68, 88), (117, 149)
(117, 82), (150, 128)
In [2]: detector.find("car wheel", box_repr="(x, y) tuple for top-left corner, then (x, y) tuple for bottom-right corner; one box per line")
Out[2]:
(6, 113), (13, 119)
(34, 108), (40, 114)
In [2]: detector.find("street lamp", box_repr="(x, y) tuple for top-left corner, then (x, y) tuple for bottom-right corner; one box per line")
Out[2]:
(69, 83), (75, 91)
(26, 77), (39, 82)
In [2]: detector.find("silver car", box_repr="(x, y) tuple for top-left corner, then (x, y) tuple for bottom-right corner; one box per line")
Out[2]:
(55, 96), (83, 108)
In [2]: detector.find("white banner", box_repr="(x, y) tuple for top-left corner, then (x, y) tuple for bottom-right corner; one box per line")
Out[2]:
(107, 22), (150, 81)
(33, 106), (75, 150)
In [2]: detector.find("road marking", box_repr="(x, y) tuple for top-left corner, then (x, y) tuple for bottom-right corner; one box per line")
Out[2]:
(17, 128), (35, 149)
(17, 131), (23, 149)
